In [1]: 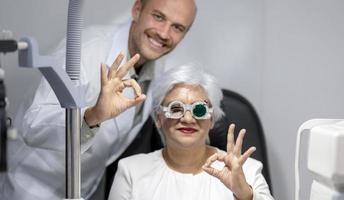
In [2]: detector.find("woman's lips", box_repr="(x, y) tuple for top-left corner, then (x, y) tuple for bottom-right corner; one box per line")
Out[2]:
(177, 128), (197, 134)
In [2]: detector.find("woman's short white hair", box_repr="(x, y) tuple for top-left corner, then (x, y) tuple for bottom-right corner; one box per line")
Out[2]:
(151, 63), (224, 122)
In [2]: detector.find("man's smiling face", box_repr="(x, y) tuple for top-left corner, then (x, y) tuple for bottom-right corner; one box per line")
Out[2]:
(129, 0), (196, 63)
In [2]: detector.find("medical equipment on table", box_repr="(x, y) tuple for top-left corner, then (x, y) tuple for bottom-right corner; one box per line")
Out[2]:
(1, 0), (86, 199)
(0, 30), (27, 172)
(295, 119), (344, 200)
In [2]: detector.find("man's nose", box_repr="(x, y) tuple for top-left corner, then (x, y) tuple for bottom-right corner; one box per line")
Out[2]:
(157, 23), (170, 40)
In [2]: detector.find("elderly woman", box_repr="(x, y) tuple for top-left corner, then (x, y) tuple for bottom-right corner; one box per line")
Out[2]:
(108, 65), (274, 200)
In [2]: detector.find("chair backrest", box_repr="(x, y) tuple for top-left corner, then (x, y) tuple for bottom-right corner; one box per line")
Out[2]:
(209, 89), (272, 190)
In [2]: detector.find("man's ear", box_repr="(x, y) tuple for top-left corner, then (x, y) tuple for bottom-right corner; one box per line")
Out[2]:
(132, 0), (142, 22)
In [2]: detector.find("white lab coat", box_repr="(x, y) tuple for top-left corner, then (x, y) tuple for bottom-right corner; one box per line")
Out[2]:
(0, 20), (165, 200)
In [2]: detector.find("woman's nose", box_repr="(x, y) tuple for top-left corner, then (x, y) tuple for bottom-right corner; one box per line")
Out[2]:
(180, 110), (195, 123)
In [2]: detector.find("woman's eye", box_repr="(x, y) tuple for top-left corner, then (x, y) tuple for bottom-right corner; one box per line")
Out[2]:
(171, 106), (184, 113)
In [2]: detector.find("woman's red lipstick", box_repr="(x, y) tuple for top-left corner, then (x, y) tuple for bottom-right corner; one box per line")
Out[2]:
(177, 127), (197, 134)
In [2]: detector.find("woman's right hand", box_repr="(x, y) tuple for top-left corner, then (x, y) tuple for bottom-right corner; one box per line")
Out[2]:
(203, 124), (256, 200)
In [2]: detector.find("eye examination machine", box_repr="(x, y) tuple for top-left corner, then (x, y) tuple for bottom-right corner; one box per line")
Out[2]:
(1, 0), (343, 199)
(295, 119), (344, 200)
(0, 0), (85, 199)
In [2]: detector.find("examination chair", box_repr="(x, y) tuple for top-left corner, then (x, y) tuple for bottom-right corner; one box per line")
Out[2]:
(208, 89), (272, 190)
(105, 89), (272, 198)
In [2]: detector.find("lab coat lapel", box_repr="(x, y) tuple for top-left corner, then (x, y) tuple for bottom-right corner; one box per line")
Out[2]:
(126, 72), (154, 136)
(105, 22), (130, 68)
(114, 73), (136, 133)
(141, 84), (153, 123)
(105, 22), (136, 133)
(106, 80), (154, 165)
(140, 66), (155, 121)
(114, 74), (154, 135)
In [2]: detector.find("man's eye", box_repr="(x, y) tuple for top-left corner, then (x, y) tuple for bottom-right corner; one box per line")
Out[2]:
(152, 14), (163, 21)
(172, 25), (185, 33)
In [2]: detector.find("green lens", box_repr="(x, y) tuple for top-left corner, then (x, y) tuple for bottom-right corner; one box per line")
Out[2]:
(193, 104), (207, 118)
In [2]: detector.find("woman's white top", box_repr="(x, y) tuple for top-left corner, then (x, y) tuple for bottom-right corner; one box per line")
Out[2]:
(109, 149), (274, 200)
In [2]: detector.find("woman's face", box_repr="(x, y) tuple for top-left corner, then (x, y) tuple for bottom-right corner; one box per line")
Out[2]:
(156, 84), (214, 149)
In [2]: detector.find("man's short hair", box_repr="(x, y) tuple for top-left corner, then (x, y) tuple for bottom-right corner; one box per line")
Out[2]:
(140, 0), (197, 15)
(140, 0), (148, 8)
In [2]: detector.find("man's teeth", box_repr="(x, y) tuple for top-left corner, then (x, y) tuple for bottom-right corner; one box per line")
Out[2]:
(149, 38), (163, 48)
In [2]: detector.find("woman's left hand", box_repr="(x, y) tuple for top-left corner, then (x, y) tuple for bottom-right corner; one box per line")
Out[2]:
(202, 124), (256, 200)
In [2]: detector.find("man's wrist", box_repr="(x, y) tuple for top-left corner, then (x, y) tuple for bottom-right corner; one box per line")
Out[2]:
(84, 107), (101, 128)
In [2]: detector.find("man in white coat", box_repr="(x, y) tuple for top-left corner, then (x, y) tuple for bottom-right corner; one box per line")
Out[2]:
(0, 0), (197, 199)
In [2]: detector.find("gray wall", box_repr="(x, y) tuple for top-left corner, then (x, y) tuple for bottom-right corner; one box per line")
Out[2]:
(1, 0), (344, 199)
(263, 1), (344, 199)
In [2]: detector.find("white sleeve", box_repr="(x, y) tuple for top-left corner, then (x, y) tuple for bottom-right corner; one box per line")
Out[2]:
(18, 77), (66, 152)
(108, 159), (133, 200)
(18, 77), (98, 153)
(80, 116), (100, 152)
(250, 162), (274, 200)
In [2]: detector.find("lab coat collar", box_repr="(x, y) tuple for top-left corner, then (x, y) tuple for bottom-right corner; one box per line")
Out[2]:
(104, 20), (156, 136)
(105, 21), (131, 68)
(129, 61), (155, 83)
(104, 21), (136, 135)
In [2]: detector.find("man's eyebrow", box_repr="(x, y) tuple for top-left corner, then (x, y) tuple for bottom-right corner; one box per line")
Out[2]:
(152, 9), (166, 18)
(174, 23), (187, 31)
(152, 9), (188, 29)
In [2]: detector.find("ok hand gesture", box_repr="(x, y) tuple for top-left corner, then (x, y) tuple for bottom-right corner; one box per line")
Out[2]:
(203, 124), (256, 200)
(84, 52), (146, 127)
